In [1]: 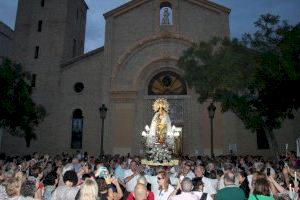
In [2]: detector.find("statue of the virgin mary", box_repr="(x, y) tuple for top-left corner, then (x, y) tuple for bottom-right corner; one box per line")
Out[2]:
(149, 98), (172, 144)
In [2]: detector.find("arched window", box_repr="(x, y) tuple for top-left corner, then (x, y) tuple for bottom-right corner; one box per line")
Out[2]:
(71, 109), (83, 149)
(148, 71), (187, 95)
(160, 2), (173, 25)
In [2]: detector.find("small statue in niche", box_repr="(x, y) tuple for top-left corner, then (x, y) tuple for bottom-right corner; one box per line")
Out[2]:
(161, 8), (170, 25)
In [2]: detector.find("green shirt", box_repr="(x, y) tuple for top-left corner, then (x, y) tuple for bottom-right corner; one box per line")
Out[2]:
(248, 194), (275, 200)
(216, 186), (246, 200)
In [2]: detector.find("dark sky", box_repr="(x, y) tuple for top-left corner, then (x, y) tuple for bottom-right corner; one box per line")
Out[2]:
(1, 0), (300, 52)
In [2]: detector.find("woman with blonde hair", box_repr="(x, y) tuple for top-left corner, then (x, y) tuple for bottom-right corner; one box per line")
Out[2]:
(249, 177), (275, 200)
(156, 171), (174, 200)
(78, 178), (99, 200)
(4, 177), (22, 199)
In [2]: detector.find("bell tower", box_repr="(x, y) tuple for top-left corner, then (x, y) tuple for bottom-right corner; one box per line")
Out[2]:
(9, 0), (88, 150)
(13, 0), (88, 65)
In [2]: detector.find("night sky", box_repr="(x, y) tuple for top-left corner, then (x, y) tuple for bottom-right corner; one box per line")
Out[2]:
(1, 0), (300, 52)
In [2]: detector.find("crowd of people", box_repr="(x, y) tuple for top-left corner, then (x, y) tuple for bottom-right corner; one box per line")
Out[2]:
(0, 151), (299, 200)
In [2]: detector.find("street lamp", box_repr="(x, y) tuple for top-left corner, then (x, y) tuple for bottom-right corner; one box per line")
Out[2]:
(99, 104), (108, 157)
(207, 102), (216, 158)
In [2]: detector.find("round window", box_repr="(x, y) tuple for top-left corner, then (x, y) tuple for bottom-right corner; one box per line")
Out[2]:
(74, 82), (84, 93)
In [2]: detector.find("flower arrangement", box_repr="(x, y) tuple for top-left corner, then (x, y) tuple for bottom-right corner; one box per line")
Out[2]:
(147, 144), (172, 163)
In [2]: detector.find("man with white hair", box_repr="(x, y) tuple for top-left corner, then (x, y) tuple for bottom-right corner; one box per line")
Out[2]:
(194, 165), (216, 197)
(216, 171), (246, 200)
(218, 162), (237, 190)
(169, 177), (198, 200)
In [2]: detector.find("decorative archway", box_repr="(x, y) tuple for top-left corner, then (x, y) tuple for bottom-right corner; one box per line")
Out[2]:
(148, 71), (187, 95)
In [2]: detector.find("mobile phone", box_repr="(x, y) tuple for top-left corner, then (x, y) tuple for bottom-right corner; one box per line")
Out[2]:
(97, 166), (110, 178)
(267, 168), (270, 176)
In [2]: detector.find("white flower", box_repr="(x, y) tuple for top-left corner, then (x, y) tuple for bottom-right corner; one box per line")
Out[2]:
(145, 125), (150, 131)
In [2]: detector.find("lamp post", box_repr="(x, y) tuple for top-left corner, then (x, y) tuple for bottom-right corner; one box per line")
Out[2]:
(99, 104), (108, 157)
(207, 102), (216, 158)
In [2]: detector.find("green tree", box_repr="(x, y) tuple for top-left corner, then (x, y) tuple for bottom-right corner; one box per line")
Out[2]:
(178, 14), (300, 159)
(0, 59), (46, 147)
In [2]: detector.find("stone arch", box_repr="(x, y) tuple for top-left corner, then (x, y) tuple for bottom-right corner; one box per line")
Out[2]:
(133, 56), (187, 95)
(111, 34), (194, 79)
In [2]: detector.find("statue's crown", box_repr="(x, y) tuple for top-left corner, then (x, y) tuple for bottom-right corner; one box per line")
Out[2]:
(152, 98), (170, 113)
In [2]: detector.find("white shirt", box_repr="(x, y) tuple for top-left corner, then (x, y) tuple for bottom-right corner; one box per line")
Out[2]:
(156, 185), (174, 200)
(51, 185), (79, 200)
(145, 175), (175, 200)
(170, 171), (195, 185)
(247, 174), (253, 190)
(202, 176), (217, 195)
(124, 169), (139, 192)
(169, 192), (199, 200)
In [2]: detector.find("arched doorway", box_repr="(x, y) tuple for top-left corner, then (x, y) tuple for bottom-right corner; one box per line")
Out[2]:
(147, 71), (187, 155)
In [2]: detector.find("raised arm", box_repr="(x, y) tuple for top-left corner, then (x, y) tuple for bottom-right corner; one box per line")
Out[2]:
(268, 176), (286, 194)
(112, 178), (123, 200)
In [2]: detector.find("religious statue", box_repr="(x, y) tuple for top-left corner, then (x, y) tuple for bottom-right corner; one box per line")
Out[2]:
(140, 98), (181, 165)
(161, 8), (170, 25)
(149, 98), (172, 144)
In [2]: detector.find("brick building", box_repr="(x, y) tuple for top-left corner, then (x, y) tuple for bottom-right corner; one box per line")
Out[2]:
(1, 0), (299, 157)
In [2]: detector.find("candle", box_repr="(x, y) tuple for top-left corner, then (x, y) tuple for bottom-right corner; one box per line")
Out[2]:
(295, 171), (299, 187)
(289, 184), (293, 199)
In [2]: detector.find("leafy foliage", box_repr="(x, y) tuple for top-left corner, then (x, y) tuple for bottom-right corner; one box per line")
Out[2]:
(178, 14), (300, 158)
(0, 59), (46, 147)
(178, 38), (259, 104)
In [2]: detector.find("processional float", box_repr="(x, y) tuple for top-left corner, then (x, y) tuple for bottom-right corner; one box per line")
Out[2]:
(140, 98), (181, 166)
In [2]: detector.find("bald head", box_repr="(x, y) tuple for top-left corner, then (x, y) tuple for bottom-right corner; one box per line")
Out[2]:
(137, 176), (147, 185)
(134, 183), (147, 200)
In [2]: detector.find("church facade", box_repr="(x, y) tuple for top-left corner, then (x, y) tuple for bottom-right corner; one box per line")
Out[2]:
(1, 0), (299, 157)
